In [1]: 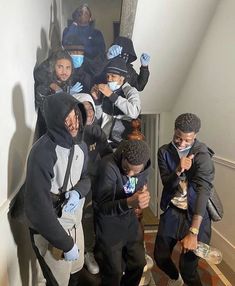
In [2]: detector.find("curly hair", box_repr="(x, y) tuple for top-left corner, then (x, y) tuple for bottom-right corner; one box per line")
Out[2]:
(119, 140), (150, 166)
(49, 49), (73, 83)
(175, 113), (201, 133)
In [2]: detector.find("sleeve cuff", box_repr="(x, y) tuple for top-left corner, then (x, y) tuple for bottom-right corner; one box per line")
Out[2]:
(109, 92), (119, 103)
(140, 66), (149, 70)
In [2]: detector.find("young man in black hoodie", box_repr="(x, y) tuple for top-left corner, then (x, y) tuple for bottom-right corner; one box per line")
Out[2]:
(154, 113), (214, 286)
(73, 93), (113, 275)
(94, 140), (151, 286)
(107, 36), (150, 91)
(25, 93), (90, 286)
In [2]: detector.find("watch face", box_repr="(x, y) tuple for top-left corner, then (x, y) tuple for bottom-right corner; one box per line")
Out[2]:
(189, 227), (199, 235)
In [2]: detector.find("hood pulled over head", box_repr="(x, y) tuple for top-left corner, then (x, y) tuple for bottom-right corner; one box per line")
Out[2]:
(43, 92), (87, 147)
(72, 93), (96, 124)
(113, 36), (137, 64)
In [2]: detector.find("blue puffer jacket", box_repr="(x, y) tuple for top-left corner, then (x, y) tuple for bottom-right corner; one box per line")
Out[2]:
(62, 23), (106, 60)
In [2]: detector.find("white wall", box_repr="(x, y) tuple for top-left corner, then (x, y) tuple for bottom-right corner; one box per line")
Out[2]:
(0, 0), (62, 284)
(1, 0), (235, 281)
(61, 0), (122, 48)
(132, 0), (219, 114)
(171, 0), (235, 270)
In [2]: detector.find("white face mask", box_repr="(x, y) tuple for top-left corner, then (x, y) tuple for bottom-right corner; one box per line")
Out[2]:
(107, 81), (121, 91)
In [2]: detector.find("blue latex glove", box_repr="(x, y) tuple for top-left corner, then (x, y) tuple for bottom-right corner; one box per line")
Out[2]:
(70, 82), (83, 95)
(64, 244), (79, 261)
(63, 190), (81, 214)
(140, 53), (150, 66)
(107, 45), (123, 59)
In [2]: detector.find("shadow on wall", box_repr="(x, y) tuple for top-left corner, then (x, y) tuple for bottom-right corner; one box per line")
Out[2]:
(7, 85), (36, 285)
(35, 28), (48, 68)
(35, 0), (61, 68)
(8, 217), (37, 286)
(7, 85), (32, 199)
(49, 0), (61, 55)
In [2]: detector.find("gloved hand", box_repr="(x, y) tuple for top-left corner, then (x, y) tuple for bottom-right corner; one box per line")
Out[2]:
(64, 243), (79, 261)
(107, 44), (123, 59)
(70, 82), (83, 95)
(63, 190), (81, 214)
(140, 53), (150, 66)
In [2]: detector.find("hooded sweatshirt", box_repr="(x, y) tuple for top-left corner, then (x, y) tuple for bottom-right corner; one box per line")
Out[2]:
(158, 139), (215, 218)
(72, 93), (113, 175)
(93, 144), (151, 217)
(25, 93), (90, 252)
(112, 36), (150, 91)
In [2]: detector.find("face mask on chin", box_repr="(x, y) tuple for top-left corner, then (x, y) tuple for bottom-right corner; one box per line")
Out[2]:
(172, 141), (192, 152)
(107, 81), (121, 92)
(71, 54), (84, 68)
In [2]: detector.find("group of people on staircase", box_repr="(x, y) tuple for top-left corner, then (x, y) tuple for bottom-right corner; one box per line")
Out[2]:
(20, 3), (215, 286)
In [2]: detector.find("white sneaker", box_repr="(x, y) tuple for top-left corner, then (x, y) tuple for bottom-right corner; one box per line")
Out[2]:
(84, 252), (99, 274)
(143, 254), (154, 272)
(167, 273), (184, 286)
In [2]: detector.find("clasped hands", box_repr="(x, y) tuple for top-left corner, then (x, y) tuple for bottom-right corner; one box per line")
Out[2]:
(127, 185), (150, 209)
(91, 84), (113, 100)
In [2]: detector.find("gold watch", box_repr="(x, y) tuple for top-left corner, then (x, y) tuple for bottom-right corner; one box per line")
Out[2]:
(189, 227), (199, 235)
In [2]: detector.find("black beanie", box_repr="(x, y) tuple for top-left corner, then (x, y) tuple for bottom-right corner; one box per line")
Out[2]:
(63, 34), (85, 52)
(105, 57), (128, 77)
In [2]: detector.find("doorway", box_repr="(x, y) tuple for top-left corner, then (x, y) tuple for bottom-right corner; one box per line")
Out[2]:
(141, 114), (160, 217)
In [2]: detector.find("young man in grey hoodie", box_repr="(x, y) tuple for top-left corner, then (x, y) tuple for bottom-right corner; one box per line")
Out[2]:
(91, 57), (141, 149)
(25, 93), (90, 286)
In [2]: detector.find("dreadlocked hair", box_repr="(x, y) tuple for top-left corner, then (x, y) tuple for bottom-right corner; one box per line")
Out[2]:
(119, 140), (150, 166)
(175, 113), (201, 133)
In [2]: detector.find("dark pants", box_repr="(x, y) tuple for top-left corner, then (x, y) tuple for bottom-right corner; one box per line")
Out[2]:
(82, 188), (95, 252)
(154, 235), (202, 286)
(154, 206), (211, 286)
(95, 212), (145, 286)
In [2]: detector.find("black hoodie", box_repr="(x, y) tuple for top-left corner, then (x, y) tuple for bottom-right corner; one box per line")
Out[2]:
(25, 93), (90, 252)
(113, 36), (150, 91)
(94, 143), (151, 216)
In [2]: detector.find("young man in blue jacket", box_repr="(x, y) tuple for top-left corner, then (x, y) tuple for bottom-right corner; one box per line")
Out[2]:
(154, 113), (214, 286)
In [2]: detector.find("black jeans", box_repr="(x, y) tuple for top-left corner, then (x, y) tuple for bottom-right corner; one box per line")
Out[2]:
(154, 206), (207, 286)
(154, 235), (202, 286)
(95, 213), (145, 286)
